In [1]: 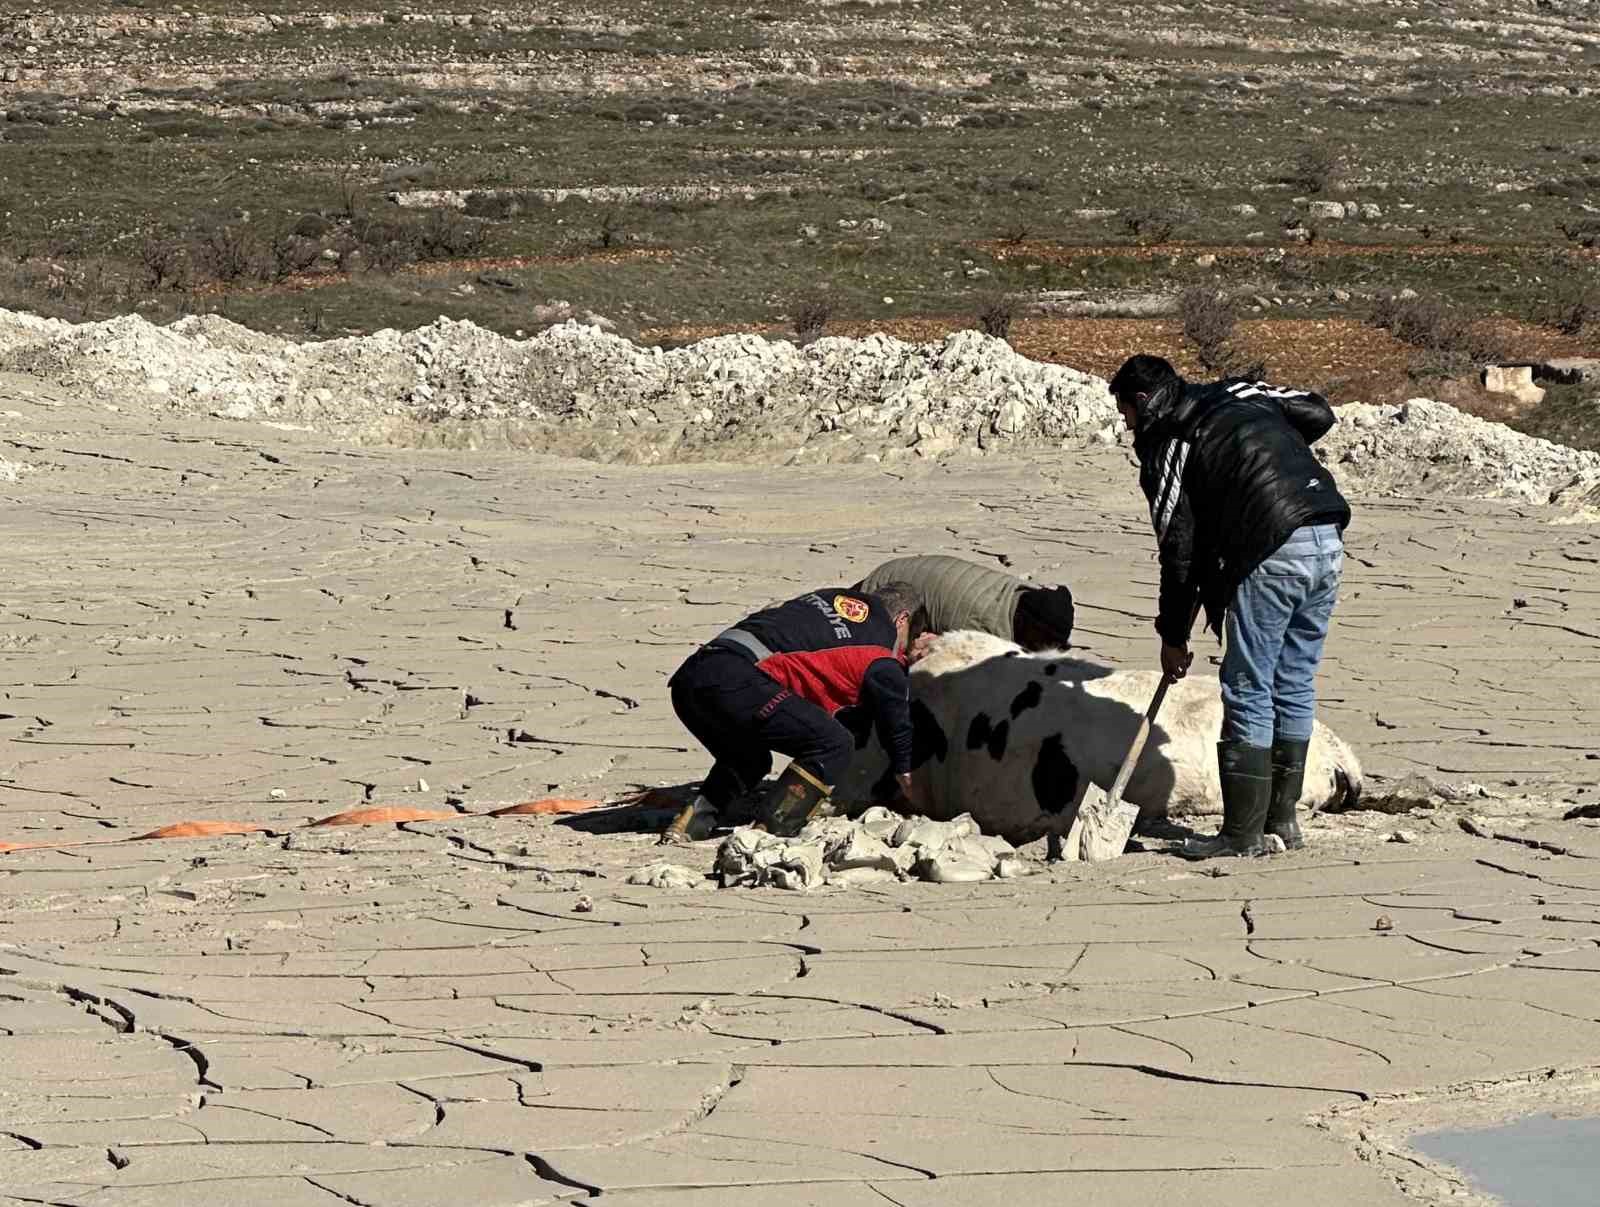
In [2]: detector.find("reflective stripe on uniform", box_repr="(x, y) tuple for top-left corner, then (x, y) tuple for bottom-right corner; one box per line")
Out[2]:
(710, 628), (776, 662)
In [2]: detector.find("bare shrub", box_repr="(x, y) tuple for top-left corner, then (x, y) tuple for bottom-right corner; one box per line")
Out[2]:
(334, 168), (362, 222)
(417, 208), (485, 259)
(594, 209), (623, 249)
(76, 258), (113, 319)
(957, 110), (1029, 130)
(138, 230), (189, 291)
(1121, 203), (1192, 244)
(267, 231), (322, 282)
(193, 224), (262, 283)
(1273, 253), (1317, 284)
(1283, 141), (1348, 194)
(1121, 206), (1172, 242)
(998, 217), (1031, 246)
(1558, 219), (1600, 250)
(789, 291), (834, 345)
(1544, 276), (1597, 336)
(1371, 293), (1461, 349)
(1178, 286), (1242, 374)
(356, 218), (421, 273)
(464, 191), (522, 220)
(294, 212), (334, 239)
(974, 291), (1019, 342)
(4, 256), (128, 321)
(1370, 292), (1510, 378)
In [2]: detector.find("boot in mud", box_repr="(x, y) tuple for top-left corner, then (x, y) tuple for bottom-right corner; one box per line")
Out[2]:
(1267, 737), (1311, 851)
(761, 763), (832, 838)
(1180, 741), (1271, 860)
(659, 795), (721, 845)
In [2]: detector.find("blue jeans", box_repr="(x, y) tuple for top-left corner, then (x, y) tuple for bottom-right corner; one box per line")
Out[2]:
(1220, 523), (1344, 747)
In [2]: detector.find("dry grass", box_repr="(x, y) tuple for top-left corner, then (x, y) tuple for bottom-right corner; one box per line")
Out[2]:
(4, 0), (1599, 366)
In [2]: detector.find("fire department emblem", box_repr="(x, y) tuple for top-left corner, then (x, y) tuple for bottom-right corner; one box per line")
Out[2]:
(834, 595), (869, 624)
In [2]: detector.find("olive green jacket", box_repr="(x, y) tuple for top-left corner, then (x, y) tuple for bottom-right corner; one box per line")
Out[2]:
(858, 555), (1023, 638)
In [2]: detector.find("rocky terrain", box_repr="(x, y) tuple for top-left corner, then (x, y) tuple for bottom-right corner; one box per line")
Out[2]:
(6, 1), (1598, 101)
(1, 1), (1594, 398)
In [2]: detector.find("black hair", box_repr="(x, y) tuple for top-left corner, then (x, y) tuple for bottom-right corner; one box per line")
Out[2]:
(1014, 585), (1075, 651)
(1108, 354), (1180, 404)
(869, 580), (930, 643)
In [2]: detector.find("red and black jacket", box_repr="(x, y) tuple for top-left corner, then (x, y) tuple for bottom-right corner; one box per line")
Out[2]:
(715, 589), (913, 774)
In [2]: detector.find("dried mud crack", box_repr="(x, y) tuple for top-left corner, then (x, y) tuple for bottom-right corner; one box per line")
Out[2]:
(2, 309), (1599, 1206)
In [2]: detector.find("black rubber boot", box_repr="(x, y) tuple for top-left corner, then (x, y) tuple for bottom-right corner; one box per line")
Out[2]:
(1180, 741), (1271, 860)
(1267, 738), (1311, 851)
(761, 763), (832, 838)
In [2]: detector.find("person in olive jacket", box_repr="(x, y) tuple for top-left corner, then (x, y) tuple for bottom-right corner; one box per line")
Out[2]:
(855, 555), (1076, 652)
(1108, 355), (1351, 860)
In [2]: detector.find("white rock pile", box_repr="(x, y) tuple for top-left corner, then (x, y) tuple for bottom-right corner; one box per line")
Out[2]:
(0, 308), (71, 358)
(1, 307), (1596, 500)
(1321, 398), (1600, 504)
(0, 308), (1114, 463)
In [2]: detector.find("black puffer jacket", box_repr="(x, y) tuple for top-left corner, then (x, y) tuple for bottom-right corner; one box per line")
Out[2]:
(1132, 376), (1352, 644)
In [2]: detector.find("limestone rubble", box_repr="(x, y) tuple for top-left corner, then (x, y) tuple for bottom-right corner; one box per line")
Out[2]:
(3, 308), (1596, 502)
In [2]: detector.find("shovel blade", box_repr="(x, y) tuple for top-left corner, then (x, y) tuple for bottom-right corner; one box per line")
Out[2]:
(1077, 786), (1141, 863)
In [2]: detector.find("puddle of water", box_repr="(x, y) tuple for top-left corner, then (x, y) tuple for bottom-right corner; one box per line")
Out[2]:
(1412, 1113), (1600, 1207)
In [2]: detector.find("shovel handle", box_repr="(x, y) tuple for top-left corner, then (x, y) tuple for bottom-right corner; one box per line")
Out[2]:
(1106, 675), (1173, 805)
(1105, 599), (1204, 809)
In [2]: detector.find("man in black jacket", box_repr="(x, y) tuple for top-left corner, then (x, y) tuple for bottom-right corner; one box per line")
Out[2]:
(1108, 355), (1351, 859)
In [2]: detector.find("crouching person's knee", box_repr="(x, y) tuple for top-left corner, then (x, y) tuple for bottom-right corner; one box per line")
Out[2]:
(803, 724), (857, 790)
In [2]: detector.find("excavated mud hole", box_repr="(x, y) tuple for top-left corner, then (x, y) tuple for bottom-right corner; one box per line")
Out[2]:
(2, 317), (1599, 1205)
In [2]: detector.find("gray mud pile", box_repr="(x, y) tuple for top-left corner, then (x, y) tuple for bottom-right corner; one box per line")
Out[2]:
(2, 307), (1596, 500)
(629, 808), (1038, 893)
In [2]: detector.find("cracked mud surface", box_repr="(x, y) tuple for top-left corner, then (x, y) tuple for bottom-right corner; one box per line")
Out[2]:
(4, 378), (1600, 1206)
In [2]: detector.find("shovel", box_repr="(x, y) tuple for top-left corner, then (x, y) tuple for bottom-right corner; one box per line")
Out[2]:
(1074, 602), (1202, 863)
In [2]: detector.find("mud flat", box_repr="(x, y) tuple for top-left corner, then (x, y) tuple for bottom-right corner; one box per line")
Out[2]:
(2, 368), (1600, 1206)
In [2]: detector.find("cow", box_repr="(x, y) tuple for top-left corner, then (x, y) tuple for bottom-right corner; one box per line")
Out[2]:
(834, 629), (1363, 855)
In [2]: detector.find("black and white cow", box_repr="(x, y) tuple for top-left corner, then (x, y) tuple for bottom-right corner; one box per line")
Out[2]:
(836, 630), (1363, 852)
